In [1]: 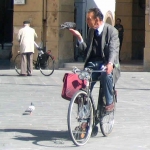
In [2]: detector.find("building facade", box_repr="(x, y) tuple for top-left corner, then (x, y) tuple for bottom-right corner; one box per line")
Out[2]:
(116, 0), (150, 71)
(0, 0), (150, 70)
(13, 0), (74, 68)
(116, 0), (145, 61)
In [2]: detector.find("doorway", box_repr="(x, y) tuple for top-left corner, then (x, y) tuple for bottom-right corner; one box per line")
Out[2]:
(132, 0), (145, 60)
(0, 0), (13, 61)
(74, 0), (86, 62)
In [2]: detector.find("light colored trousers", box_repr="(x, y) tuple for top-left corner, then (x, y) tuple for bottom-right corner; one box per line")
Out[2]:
(21, 52), (33, 75)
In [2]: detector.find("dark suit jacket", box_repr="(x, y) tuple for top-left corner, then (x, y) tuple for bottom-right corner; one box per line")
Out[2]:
(78, 23), (120, 84)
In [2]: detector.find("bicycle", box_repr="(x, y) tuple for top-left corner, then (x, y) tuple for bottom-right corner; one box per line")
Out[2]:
(14, 42), (55, 76)
(67, 66), (117, 146)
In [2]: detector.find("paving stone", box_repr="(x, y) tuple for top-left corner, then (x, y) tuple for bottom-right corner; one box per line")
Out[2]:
(0, 70), (150, 150)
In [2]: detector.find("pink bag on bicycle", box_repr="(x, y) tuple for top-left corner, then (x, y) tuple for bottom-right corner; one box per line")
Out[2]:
(61, 73), (86, 100)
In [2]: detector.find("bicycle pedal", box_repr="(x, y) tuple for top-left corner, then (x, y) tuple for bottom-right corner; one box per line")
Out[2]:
(80, 132), (86, 139)
(80, 127), (88, 139)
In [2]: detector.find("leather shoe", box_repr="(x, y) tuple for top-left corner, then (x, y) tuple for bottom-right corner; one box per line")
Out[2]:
(105, 103), (114, 112)
(27, 74), (32, 76)
(19, 74), (27, 76)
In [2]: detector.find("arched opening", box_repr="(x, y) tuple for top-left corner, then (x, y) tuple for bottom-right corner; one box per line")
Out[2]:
(104, 11), (114, 26)
(106, 17), (113, 25)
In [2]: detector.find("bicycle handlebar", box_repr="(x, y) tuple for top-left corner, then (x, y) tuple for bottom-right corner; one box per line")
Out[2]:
(72, 66), (106, 74)
(34, 42), (44, 54)
(72, 66), (106, 81)
(34, 42), (39, 48)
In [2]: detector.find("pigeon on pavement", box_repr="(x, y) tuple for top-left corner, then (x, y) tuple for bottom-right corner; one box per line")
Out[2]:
(25, 102), (35, 113)
(22, 102), (35, 115)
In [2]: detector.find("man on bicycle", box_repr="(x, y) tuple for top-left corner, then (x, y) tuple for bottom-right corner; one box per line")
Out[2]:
(69, 8), (120, 112)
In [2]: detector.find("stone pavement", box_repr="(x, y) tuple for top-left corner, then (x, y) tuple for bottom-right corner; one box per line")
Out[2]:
(0, 70), (150, 150)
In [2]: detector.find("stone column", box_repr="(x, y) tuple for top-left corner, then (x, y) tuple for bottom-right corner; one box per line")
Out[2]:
(46, 0), (74, 68)
(115, 0), (133, 61)
(144, 0), (150, 71)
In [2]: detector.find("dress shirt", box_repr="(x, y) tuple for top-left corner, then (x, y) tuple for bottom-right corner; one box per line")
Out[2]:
(95, 23), (104, 36)
(78, 23), (104, 43)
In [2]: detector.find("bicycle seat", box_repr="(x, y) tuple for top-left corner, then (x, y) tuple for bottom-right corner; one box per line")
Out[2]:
(85, 61), (104, 70)
(60, 22), (76, 29)
(85, 62), (96, 70)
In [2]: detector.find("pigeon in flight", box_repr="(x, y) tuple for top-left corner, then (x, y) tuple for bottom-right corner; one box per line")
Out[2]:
(60, 22), (76, 29)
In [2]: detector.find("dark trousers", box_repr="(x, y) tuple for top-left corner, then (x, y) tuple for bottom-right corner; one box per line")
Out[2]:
(119, 37), (123, 60)
(91, 72), (113, 106)
(21, 52), (33, 75)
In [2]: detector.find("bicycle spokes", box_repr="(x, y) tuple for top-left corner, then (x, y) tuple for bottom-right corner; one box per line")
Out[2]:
(100, 111), (115, 136)
(39, 54), (54, 76)
(68, 91), (93, 146)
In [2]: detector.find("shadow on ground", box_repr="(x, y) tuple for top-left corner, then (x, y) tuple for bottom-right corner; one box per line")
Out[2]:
(0, 129), (73, 148)
(116, 87), (150, 91)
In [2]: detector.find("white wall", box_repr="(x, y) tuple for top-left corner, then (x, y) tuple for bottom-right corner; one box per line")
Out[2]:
(93, 0), (116, 20)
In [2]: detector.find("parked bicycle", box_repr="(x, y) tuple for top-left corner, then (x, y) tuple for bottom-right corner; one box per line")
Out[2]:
(67, 66), (117, 146)
(14, 42), (55, 76)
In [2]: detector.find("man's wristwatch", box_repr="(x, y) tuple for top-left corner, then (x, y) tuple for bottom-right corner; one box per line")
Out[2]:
(108, 62), (113, 66)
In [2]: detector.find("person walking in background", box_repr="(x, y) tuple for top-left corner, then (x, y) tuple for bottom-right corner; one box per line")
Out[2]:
(114, 18), (124, 62)
(18, 20), (37, 76)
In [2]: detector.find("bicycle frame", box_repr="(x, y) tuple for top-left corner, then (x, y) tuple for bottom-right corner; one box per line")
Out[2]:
(34, 42), (55, 60)
(67, 67), (116, 146)
(14, 42), (55, 76)
(72, 67), (106, 124)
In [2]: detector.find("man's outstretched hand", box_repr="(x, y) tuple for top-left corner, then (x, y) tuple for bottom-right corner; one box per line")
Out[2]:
(69, 29), (83, 42)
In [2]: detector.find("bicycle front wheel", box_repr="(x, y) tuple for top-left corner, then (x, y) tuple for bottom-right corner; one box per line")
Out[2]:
(67, 90), (93, 146)
(14, 54), (21, 75)
(39, 53), (54, 76)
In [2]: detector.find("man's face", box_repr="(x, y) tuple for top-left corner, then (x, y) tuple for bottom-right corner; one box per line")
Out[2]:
(116, 19), (121, 25)
(86, 12), (98, 29)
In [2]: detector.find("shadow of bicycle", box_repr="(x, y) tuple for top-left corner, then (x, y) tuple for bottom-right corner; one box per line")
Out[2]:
(0, 129), (75, 148)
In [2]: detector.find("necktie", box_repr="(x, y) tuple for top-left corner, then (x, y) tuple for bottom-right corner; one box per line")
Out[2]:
(95, 29), (99, 36)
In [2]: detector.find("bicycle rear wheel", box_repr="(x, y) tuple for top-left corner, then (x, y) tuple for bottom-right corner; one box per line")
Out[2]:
(100, 90), (116, 136)
(100, 109), (115, 136)
(14, 54), (21, 75)
(67, 90), (93, 146)
(39, 53), (54, 76)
